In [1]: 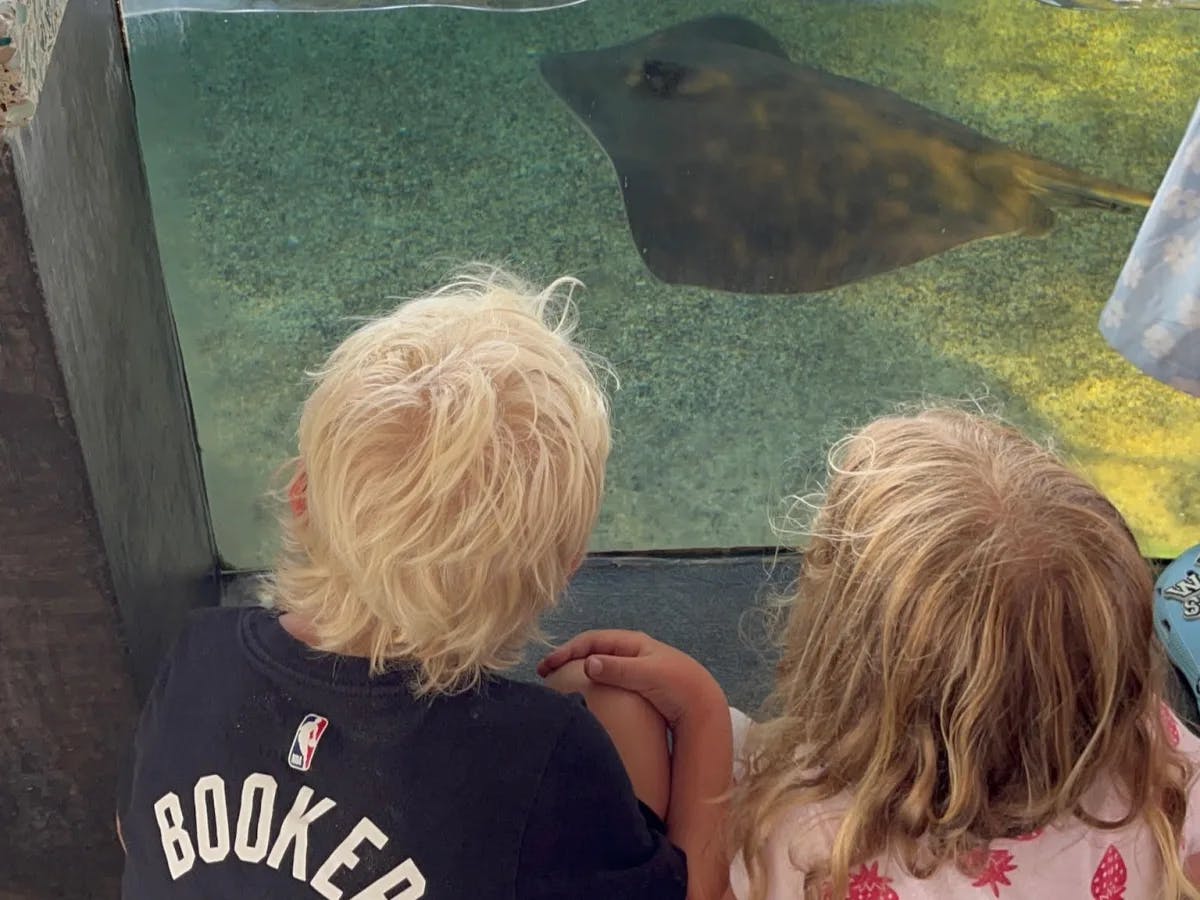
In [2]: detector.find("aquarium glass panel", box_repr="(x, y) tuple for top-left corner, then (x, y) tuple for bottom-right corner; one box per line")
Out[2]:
(123, 0), (1200, 569)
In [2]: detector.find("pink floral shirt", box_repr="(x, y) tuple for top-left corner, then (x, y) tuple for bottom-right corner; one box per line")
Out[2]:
(729, 704), (1200, 900)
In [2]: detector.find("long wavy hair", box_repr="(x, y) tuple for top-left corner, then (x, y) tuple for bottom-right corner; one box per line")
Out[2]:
(729, 406), (1194, 900)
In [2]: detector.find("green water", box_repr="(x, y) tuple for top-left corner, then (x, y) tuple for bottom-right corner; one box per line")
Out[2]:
(124, 1), (1200, 570)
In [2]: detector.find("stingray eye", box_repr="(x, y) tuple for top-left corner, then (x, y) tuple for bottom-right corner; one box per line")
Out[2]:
(641, 59), (686, 96)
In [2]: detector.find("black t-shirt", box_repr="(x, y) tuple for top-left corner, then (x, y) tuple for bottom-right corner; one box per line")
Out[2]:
(117, 606), (687, 899)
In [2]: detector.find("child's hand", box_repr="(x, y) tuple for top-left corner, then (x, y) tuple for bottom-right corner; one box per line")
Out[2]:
(537, 629), (726, 729)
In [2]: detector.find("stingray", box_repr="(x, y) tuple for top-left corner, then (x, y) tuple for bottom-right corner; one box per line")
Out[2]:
(537, 15), (1155, 295)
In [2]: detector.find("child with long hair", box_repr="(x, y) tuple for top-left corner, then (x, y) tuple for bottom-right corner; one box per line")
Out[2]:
(543, 406), (1200, 900)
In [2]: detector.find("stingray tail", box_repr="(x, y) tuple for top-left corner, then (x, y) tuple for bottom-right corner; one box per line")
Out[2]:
(1009, 155), (1155, 211)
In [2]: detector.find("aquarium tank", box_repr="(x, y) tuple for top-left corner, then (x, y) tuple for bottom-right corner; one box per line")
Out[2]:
(119, 0), (1200, 571)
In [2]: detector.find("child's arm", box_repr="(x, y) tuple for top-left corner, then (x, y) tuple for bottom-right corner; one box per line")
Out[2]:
(539, 630), (734, 900)
(661, 672), (734, 900)
(542, 657), (672, 819)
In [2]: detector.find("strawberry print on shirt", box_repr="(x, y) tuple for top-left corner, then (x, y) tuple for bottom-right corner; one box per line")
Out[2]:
(970, 849), (1017, 896)
(1161, 702), (1182, 747)
(848, 862), (899, 900)
(1092, 845), (1128, 900)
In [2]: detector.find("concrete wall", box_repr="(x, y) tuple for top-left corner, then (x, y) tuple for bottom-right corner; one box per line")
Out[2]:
(0, 0), (219, 893)
(0, 0), (69, 129)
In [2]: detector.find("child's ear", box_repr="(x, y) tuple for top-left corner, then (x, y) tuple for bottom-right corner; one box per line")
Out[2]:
(289, 466), (308, 519)
(568, 552), (585, 577)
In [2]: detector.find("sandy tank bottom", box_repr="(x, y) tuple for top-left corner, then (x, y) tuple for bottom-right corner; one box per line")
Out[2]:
(124, 0), (1200, 569)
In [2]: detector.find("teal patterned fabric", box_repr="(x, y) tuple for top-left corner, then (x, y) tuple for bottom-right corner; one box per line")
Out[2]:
(1101, 98), (1200, 398)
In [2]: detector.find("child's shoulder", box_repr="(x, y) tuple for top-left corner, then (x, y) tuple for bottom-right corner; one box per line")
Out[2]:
(165, 602), (251, 640)
(154, 605), (612, 759)
(139, 605), (271, 702)
(472, 673), (614, 740)
(1161, 700), (1200, 757)
(156, 604), (247, 667)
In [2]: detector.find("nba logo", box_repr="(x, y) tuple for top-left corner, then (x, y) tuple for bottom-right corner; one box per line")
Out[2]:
(288, 714), (329, 772)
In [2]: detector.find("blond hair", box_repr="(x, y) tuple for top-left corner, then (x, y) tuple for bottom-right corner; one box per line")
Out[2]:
(731, 406), (1195, 900)
(266, 265), (613, 695)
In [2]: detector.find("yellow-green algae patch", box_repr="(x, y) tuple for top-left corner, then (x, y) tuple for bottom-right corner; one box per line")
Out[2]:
(754, 0), (1200, 557)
